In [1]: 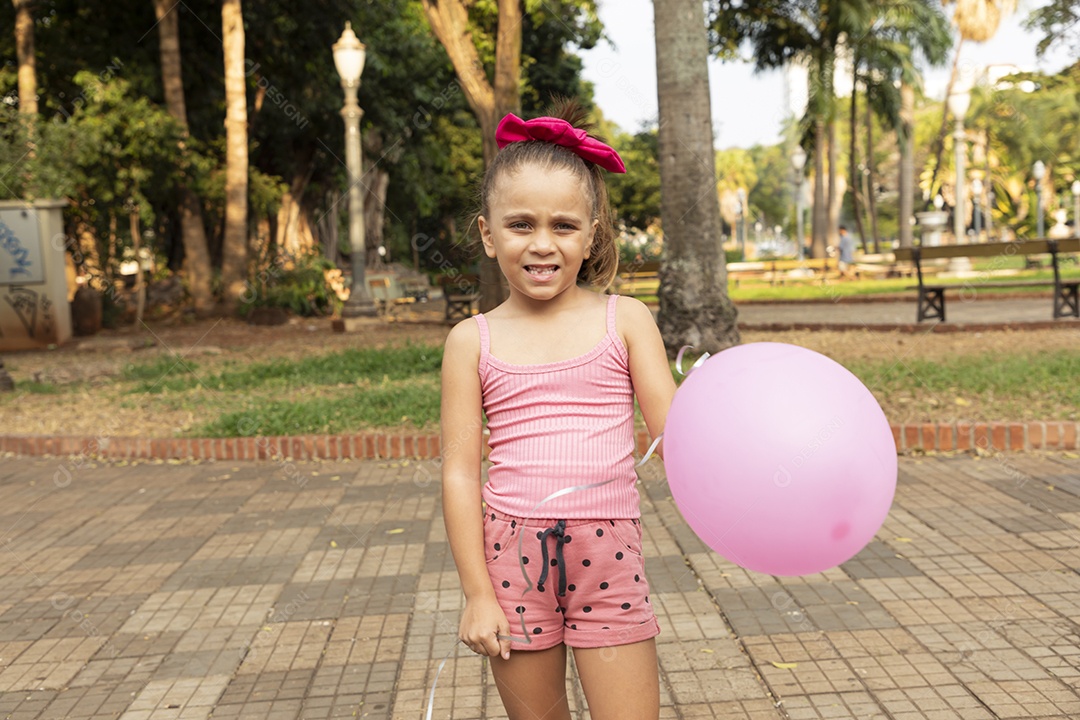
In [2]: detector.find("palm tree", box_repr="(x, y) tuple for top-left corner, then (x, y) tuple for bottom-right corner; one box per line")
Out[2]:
(710, 0), (876, 258)
(924, 0), (1017, 205)
(654, 0), (739, 353)
(847, 0), (951, 248)
(221, 0), (249, 314)
(153, 0), (215, 315)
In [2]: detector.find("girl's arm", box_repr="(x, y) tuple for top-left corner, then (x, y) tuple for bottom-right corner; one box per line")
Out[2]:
(440, 319), (511, 658)
(620, 297), (677, 455)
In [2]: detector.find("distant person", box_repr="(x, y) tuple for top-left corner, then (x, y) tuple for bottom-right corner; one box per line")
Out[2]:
(837, 225), (856, 278)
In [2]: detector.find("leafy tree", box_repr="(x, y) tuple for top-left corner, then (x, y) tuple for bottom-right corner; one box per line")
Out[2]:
(849, 0), (950, 249)
(966, 64), (1080, 238)
(420, 0), (602, 310)
(746, 144), (790, 233)
(608, 128), (661, 232)
(710, 0), (879, 258)
(0, 0), (600, 319)
(1026, 0), (1080, 56)
(925, 0), (1016, 205)
(0, 72), (186, 292)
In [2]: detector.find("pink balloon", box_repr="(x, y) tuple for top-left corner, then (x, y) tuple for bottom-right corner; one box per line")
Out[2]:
(663, 342), (897, 576)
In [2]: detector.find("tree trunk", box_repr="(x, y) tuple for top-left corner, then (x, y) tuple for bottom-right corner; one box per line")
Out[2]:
(13, 0), (37, 115)
(925, 38), (964, 209)
(865, 98), (880, 254)
(153, 0), (215, 315)
(363, 167), (389, 266)
(812, 118), (827, 258)
(826, 116), (839, 252)
(130, 209), (146, 323)
(653, 0), (739, 355)
(275, 158), (314, 258)
(320, 189), (338, 263)
(848, 83), (869, 255)
(421, 0), (519, 312)
(898, 80), (915, 248)
(220, 0), (248, 314)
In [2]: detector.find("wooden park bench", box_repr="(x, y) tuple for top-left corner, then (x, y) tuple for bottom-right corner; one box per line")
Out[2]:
(727, 257), (840, 286)
(367, 275), (425, 317)
(613, 260), (661, 298)
(613, 257), (846, 295)
(439, 273), (480, 323)
(893, 238), (1080, 322)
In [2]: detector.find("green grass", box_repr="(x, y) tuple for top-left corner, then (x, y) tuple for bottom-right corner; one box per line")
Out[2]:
(848, 350), (1080, 421)
(115, 343), (447, 436)
(11, 340), (1077, 436)
(195, 378), (442, 437)
(121, 356), (198, 382)
(850, 351), (1078, 396)
(126, 344), (443, 394)
(18, 381), (63, 394)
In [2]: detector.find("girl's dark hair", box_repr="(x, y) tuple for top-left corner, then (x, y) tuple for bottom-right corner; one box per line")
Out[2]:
(477, 98), (619, 289)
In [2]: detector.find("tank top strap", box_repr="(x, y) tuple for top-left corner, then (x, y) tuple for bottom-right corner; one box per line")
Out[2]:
(474, 314), (491, 377)
(605, 293), (619, 339)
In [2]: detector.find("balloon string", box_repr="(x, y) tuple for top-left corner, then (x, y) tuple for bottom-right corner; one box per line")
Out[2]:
(675, 345), (710, 377)
(424, 640), (459, 720)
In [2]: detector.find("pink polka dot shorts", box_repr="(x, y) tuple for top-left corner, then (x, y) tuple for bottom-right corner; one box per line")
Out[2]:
(483, 507), (661, 650)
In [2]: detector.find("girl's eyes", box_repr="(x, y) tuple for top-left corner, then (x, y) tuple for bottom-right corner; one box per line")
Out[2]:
(507, 221), (578, 231)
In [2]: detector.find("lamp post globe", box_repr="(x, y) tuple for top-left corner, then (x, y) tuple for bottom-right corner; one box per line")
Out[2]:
(334, 22), (378, 319)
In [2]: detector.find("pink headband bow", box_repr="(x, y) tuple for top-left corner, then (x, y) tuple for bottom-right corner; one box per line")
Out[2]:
(495, 113), (626, 174)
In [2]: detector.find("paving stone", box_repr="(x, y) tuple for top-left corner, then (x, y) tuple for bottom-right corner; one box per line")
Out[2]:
(39, 679), (144, 719)
(840, 540), (925, 579)
(2, 453), (1080, 718)
(419, 541), (451, 574)
(644, 553), (701, 593)
(155, 556), (302, 591)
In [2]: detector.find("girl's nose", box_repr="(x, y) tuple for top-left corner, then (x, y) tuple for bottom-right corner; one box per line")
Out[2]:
(529, 230), (556, 253)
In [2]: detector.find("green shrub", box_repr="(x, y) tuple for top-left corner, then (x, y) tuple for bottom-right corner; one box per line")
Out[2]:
(242, 254), (342, 318)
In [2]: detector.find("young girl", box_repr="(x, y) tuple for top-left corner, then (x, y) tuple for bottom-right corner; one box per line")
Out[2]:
(440, 103), (676, 720)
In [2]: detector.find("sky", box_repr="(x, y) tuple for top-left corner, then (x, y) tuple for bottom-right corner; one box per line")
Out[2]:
(579, 0), (1076, 149)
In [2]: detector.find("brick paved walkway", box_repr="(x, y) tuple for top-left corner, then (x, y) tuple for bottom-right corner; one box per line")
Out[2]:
(1, 453), (1078, 719)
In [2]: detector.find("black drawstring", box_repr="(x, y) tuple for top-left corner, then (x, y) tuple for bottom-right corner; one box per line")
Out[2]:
(537, 519), (569, 597)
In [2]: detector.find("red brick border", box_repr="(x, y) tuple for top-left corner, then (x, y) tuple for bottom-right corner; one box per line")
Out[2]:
(2, 423), (1078, 461)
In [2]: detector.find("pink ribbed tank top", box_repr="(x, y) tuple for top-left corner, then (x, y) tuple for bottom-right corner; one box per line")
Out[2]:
(475, 294), (639, 519)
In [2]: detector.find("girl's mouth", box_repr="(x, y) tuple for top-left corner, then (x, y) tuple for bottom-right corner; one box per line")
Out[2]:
(525, 265), (558, 280)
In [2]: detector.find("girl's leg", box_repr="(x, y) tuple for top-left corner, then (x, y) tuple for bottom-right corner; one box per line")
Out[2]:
(573, 638), (660, 720)
(489, 643), (573, 720)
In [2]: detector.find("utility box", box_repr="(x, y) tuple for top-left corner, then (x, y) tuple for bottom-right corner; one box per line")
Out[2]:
(0, 200), (72, 350)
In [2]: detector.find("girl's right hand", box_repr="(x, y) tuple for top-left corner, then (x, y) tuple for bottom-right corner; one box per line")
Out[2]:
(460, 595), (512, 660)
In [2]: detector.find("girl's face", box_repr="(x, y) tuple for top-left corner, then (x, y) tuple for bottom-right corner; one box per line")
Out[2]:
(479, 164), (597, 304)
